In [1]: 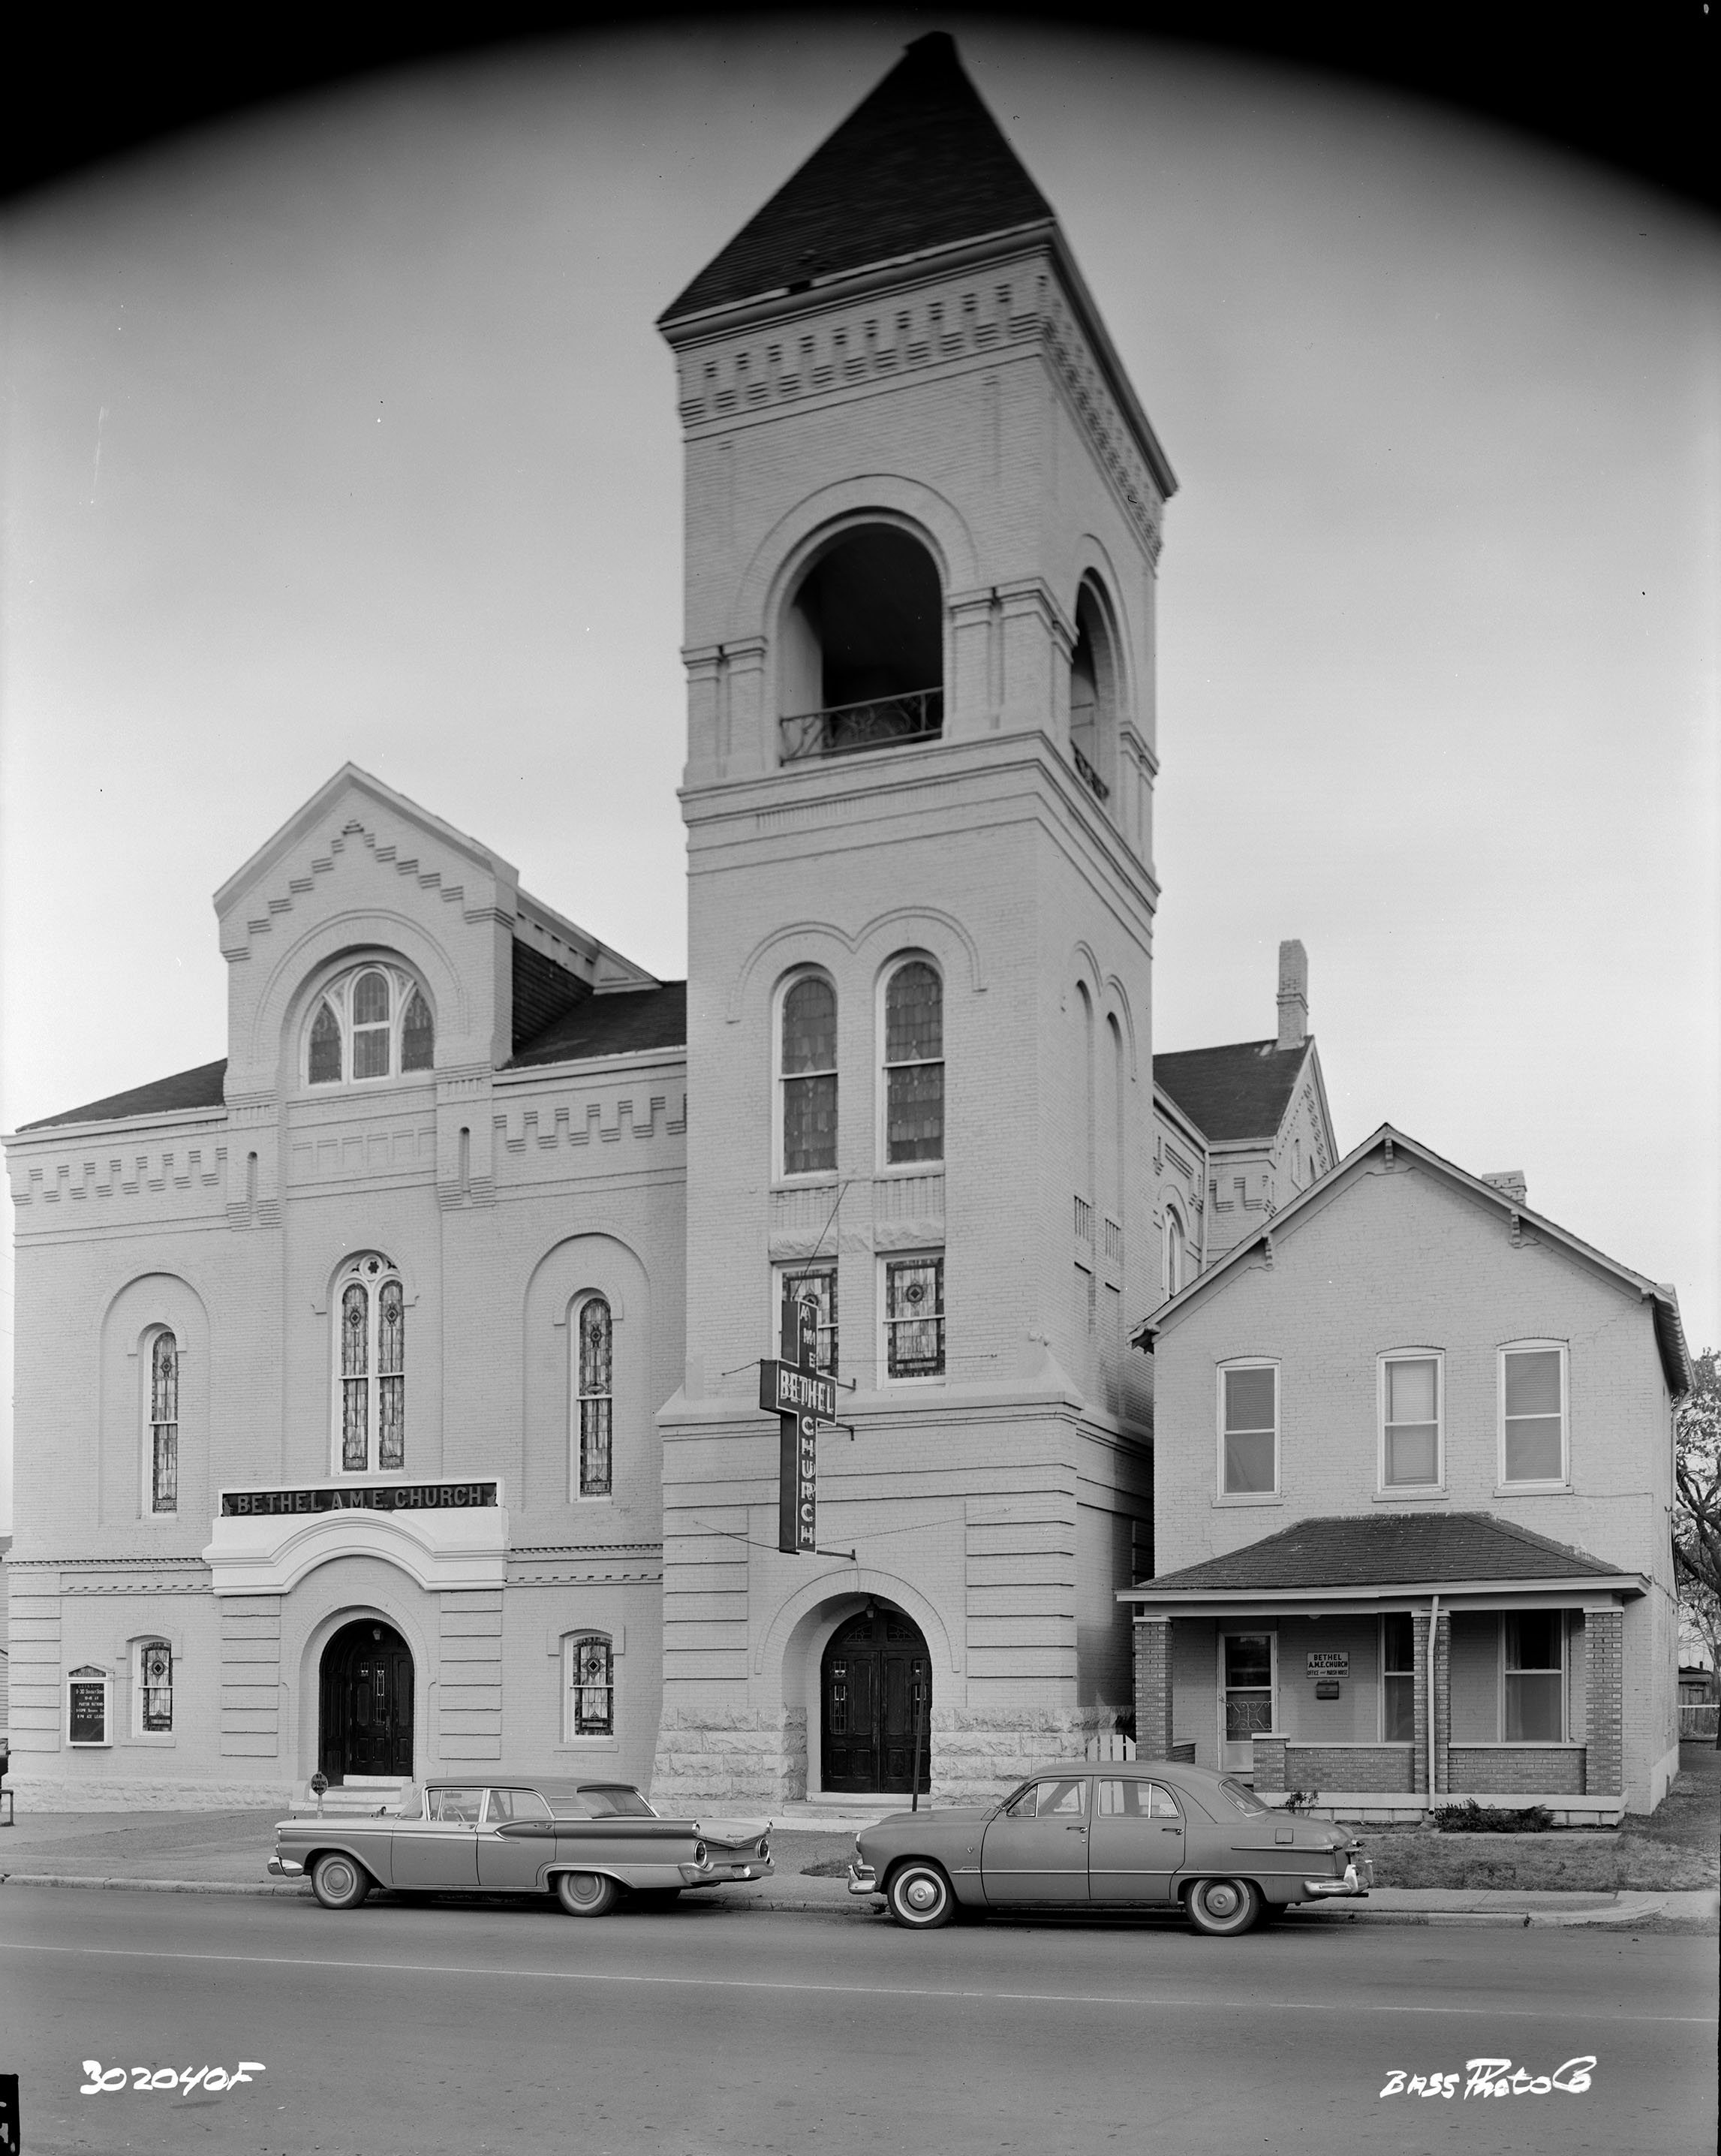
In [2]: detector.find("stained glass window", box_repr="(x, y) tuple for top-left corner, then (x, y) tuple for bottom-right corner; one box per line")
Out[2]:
(577, 1298), (612, 1498)
(885, 1256), (944, 1378)
(140, 1641), (173, 1732)
(569, 1635), (614, 1737)
(352, 969), (392, 1079)
(149, 1329), (179, 1513)
(884, 962), (943, 1164)
(308, 1001), (342, 1084)
(378, 1280), (405, 1471)
(781, 975), (837, 1176)
(341, 1283), (370, 1470)
(401, 989), (435, 1073)
(781, 1265), (837, 1375)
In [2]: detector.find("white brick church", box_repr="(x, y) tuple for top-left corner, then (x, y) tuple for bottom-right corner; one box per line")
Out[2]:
(4, 35), (1683, 1816)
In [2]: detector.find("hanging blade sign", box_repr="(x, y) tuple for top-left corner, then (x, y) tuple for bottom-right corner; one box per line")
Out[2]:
(760, 1293), (832, 1553)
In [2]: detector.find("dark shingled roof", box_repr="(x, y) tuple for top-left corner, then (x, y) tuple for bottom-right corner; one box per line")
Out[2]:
(1154, 1038), (1307, 1144)
(1140, 1513), (1633, 1594)
(507, 983), (687, 1070)
(20, 1058), (227, 1131)
(660, 33), (1054, 325)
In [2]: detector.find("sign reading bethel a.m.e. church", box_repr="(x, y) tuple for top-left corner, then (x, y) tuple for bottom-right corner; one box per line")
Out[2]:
(221, 1481), (498, 1517)
(759, 1293), (830, 1554)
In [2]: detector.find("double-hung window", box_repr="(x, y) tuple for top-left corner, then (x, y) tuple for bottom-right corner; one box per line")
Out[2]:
(1503, 1613), (1563, 1740)
(1380, 1352), (1442, 1489)
(884, 1255), (944, 1379)
(1500, 1344), (1567, 1486)
(882, 960), (943, 1164)
(1380, 1614), (1415, 1742)
(1219, 1363), (1278, 1495)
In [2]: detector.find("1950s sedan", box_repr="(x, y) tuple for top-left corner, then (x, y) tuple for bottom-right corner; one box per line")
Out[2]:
(269, 1778), (773, 1916)
(848, 1759), (1370, 1935)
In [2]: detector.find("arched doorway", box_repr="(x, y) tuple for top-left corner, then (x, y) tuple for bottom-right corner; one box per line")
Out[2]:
(318, 1619), (414, 1784)
(820, 1603), (930, 1796)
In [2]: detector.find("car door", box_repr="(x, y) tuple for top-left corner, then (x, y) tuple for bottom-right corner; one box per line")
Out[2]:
(1087, 1777), (1185, 1903)
(979, 1776), (1091, 1905)
(391, 1784), (483, 1890)
(477, 1787), (555, 1892)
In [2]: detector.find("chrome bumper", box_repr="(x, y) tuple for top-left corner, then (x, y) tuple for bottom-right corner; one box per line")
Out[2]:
(847, 1862), (882, 1899)
(679, 1856), (775, 1887)
(266, 1855), (304, 1880)
(1301, 1859), (1371, 1897)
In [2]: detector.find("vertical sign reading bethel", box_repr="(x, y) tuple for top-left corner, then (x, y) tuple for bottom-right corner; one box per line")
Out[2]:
(758, 1293), (832, 1555)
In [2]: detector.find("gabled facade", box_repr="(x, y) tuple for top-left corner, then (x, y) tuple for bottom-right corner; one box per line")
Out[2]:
(1123, 1125), (1691, 1818)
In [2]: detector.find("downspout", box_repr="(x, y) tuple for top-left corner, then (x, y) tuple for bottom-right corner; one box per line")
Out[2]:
(1428, 1593), (1440, 1805)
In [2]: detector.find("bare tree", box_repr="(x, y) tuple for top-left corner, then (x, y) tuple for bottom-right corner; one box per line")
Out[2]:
(1673, 1348), (1721, 1743)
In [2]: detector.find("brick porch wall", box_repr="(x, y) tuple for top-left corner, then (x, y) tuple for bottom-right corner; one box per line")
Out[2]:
(1584, 1609), (1623, 1796)
(1133, 1619), (1173, 1757)
(1446, 1746), (1586, 1795)
(1282, 1745), (1416, 1792)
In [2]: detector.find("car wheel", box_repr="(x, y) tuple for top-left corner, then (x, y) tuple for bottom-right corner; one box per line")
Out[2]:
(309, 1853), (372, 1911)
(555, 1870), (620, 1918)
(1185, 1877), (1262, 1937)
(886, 1860), (955, 1931)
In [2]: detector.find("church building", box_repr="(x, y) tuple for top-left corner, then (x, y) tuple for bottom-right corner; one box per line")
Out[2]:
(5, 35), (1250, 1808)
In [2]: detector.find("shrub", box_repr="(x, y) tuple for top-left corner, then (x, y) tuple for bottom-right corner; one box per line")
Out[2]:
(1432, 1799), (1555, 1834)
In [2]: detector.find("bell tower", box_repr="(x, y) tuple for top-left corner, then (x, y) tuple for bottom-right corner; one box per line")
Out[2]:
(653, 34), (1178, 1807)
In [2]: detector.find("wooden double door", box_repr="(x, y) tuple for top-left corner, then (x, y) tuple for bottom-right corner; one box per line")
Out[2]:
(319, 1619), (414, 1783)
(820, 1606), (930, 1795)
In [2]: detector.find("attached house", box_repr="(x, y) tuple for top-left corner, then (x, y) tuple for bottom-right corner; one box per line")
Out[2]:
(1123, 1125), (1691, 1820)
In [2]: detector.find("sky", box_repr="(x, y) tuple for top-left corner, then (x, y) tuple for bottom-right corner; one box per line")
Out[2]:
(2, 16), (1718, 1528)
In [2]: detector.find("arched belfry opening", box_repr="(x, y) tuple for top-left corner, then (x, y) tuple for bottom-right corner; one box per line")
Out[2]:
(780, 525), (943, 763)
(1069, 580), (1122, 805)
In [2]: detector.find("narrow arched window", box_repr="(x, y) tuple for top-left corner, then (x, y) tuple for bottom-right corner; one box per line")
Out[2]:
(401, 988), (435, 1072)
(334, 1254), (405, 1473)
(576, 1297), (612, 1498)
(308, 1001), (343, 1084)
(139, 1640), (173, 1733)
(352, 969), (392, 1078)
(149, 1330), (179, 1513)
(564, 1634), (614, 1739)
(1164, 1209), (1186, 1299)
(781, 975), (837, 1176)
(883, 961), (943, 1164)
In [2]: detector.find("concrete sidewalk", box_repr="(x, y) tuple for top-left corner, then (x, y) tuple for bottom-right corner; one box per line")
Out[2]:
(2, 1807), (1713, 1929)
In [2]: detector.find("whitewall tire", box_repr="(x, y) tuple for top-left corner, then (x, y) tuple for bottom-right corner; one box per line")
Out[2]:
(310, 1853), (372, 1911)
(1186, 1877), (1262, 1937)
(555, 1870), (621, 1918)
(886, 1861), (955, 1931)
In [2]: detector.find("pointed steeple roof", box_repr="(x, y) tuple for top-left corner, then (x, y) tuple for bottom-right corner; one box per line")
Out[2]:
(660, 33), (1055, 326)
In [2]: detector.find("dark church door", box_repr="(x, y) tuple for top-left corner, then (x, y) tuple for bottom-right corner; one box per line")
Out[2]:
(319, 1620), (414, 1783)
(820, 1606), (930, 1795)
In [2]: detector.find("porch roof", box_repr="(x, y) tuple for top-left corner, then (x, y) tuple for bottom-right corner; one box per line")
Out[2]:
(1119, 1511), (1646, 1607)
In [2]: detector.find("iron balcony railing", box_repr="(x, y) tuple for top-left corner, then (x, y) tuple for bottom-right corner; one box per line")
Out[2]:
(780, 686), (943, 764)
(1072, 742), (1111, 802)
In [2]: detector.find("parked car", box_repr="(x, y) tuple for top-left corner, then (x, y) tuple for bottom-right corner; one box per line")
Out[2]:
(269, 1777), (773, 1916)
(847, 1759), (1370, 1935)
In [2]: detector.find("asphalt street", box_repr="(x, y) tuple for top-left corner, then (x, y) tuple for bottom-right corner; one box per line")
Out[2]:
(1, 1883), (1713, 2156)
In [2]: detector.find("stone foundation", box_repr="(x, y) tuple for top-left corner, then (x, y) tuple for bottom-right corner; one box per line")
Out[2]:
(650, 1709), (808, 1808)
(4, 1774), (296, 1813)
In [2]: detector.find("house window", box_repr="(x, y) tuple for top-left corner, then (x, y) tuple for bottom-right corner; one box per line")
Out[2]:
(1381, 1353), (1442, 1489)
(305, 963), (435, 1088)
(1381, 1614), (1415, 1742)
(138, 1640), (173, 1733)
(1501, 1344), (1566, 1485)
(883, 959), (943, 1164)
(575, 1296), (612, 1498)
(564, 1635), (614, 1739)
(777, 1264), (837, 1375)
(884, 1254), (944, 1378)
(148, 1329), (179, 1513)
(333, 1254), (405, 1473)
(781, 974), (837, 1176)
(1220, 1363), (1278, 1495)
(1503, 1612), (1563, 1741)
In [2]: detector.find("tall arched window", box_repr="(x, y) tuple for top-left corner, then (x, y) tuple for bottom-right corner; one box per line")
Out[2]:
(1068, 580), (1121, 806)
(334, 1254), (405, 1473)
(138, 1640), (173, 1733)
(574, 1296), (613, 1499)
(781, 974), (837, 1177)
(305, 964), (435, 1088)
(883, 959), (943, 1164)
(1164, 1208), (1187, 1300)
(148, 1330), (178, 1514)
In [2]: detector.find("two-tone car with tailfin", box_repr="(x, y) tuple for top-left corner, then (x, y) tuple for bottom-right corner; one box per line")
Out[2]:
(269, 1776), (773, 1916)
(847, 1757), (1369, 1934)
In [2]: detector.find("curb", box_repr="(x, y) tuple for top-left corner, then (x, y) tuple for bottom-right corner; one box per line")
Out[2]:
(2, 1873), (308, 1897)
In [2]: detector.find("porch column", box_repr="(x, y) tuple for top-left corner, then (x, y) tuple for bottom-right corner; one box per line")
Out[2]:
(1411, 1611), (1431, 1793)
(1133, 1617), (1173, 1757)
(1432, 1607), (1452, 1795)
(1584, 1607), (1623, 1796)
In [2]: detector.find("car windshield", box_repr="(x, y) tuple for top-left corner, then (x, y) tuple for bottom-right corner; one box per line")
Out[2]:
(1216, 1777), (1268, 1816)
(574, 1784), (656, 1818)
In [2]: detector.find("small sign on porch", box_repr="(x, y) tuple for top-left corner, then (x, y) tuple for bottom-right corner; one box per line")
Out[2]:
(1307, 1650), (1350, 1678)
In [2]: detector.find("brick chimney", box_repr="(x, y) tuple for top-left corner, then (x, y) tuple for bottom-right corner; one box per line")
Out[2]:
(1276, 940), (1308, 1051)
(1482, 1169), (1527, 1206)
